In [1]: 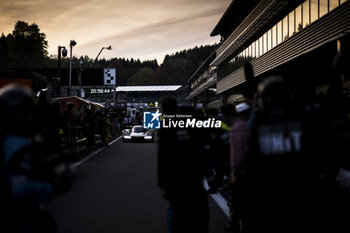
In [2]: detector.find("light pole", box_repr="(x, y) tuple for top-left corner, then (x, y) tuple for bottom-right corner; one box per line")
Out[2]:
(90, 45), (112, 68)
(57, 46), (67, 97)
(69, 40), (77, 96)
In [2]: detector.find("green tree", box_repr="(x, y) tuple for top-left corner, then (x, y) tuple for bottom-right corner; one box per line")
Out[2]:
(157, 44), (217, 84)
(128, 67), (154, 85)
(0, 33), (9, 67)
(5, 21), (48, 68)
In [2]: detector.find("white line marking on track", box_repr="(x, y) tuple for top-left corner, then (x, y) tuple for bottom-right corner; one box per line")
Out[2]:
(108, 136), (122, 146)
(204, 180), (231, 220)
(73, 135), (123, 168)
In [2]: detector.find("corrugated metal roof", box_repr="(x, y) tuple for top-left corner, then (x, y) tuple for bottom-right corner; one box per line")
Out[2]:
(210, 0), (261, 37)
(115, 85), (182, 92)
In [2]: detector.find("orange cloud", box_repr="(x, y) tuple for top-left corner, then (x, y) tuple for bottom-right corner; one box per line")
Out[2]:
(0, 0), (229, 63)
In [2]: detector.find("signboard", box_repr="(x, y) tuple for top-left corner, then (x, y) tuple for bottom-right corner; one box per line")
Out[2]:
(104, 68), (116, 85)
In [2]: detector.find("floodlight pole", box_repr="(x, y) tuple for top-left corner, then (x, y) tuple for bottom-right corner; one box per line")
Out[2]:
(69, 40), (77, 96)
(57, 46), (67, 97)
(90, 45), (112, 68)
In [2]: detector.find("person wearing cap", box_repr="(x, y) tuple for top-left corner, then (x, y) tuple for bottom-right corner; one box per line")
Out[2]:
(235, 102), (250, 115)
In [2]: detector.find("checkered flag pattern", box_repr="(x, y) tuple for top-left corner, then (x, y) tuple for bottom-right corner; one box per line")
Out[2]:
(104, 68), (116, 85)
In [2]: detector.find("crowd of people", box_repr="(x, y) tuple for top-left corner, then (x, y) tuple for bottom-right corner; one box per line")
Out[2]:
(0, 85), (74, 232)
(158, 72), (349, 233)
(0, 85), (124, 232)
(60, 101), (114, 150)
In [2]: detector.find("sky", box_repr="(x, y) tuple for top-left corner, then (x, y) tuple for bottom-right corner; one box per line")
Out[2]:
(0, 0), (230, 64)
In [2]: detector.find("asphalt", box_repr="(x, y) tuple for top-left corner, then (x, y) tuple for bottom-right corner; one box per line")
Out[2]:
(46, 140), (229, 233)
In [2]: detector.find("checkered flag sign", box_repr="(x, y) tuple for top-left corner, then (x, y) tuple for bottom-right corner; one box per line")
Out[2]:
(104, 68), (116, 85)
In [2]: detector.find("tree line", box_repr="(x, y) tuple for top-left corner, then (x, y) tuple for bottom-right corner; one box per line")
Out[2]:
(0, 21), (217, 85)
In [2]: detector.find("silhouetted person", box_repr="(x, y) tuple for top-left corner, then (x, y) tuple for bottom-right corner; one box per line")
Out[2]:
(221, 103), (251, 233)
(158, 97), (208, 233)
(81, 107), (95, 149)
(1, 84), (73, 233)
(63, 102), (75, 126)
(245, 76), (313, 233)
(203, 108), (225, 194)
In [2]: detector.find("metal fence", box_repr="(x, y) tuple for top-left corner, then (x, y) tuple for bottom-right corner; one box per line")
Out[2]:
(60, 124), (121, 154)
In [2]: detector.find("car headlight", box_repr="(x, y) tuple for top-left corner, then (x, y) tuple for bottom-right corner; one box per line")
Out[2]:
(124, 136), (132, 139)
(144, 136), (152, 140)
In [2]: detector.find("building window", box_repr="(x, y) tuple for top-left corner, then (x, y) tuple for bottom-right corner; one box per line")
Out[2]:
(259, 36), (263, 55)
(272, 26), (277, 48)
(289, 10), (296, 37)
(320, 0), (328, 17)
(282, 15), (289, 41)
(252, 41), (256, 58)
(264, 33), (268, 54)
(252, 43), (255, 58)
(277, 20), (283, 44)
(310, 0), (319, 23)
(271, 29), (273, 49)
(303, 0), (310, 27)
(295, 5), (303, 32)
(329, 0), (339, 10)
(265, 32), (269, 52)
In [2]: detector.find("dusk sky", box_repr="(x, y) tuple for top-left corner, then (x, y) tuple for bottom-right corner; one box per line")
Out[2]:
(0, 0), (230, 64)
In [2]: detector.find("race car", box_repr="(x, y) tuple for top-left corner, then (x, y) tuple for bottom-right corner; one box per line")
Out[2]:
(122, 125), (155, 143)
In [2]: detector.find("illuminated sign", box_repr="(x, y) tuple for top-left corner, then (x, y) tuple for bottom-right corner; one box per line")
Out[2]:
(85, 88), (112, 97)
(89, 88), (111, 94)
